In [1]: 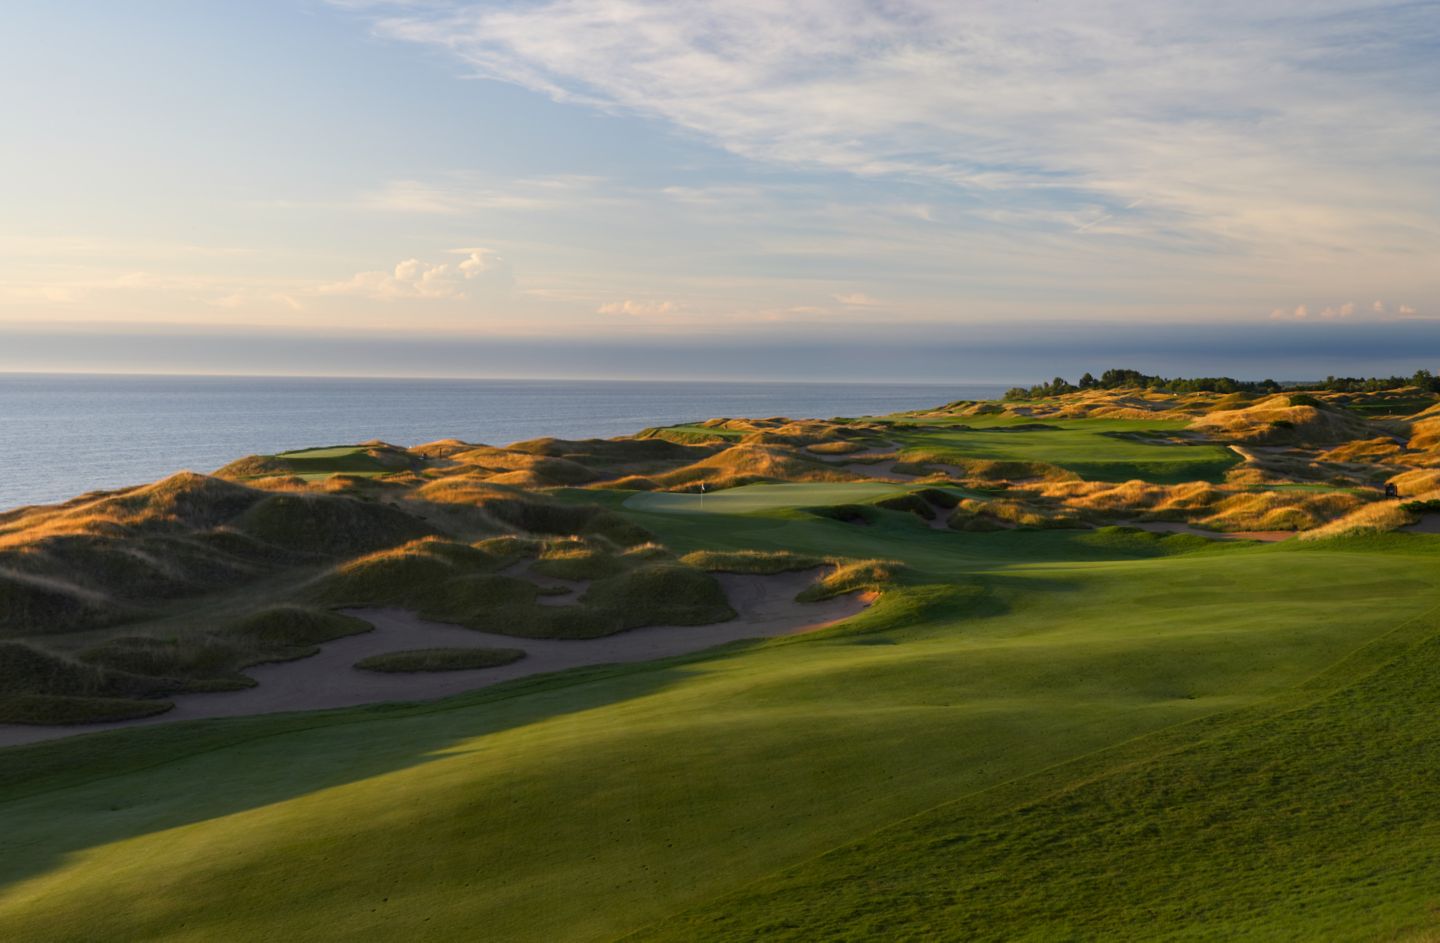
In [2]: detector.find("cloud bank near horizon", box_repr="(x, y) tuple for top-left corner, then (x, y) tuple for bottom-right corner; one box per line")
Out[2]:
(7, 318), (1440, 384)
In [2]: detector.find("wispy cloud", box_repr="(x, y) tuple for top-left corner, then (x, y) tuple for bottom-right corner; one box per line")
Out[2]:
(352, 0), (1440, 265)
(359, 174), (605, 215)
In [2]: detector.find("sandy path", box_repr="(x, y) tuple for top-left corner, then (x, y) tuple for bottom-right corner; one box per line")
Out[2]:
(1402, 513), (1440, 534)
(0, 571), (871, 749)
(1126, 521), (1295, 542)
(836, 460), (917, 482)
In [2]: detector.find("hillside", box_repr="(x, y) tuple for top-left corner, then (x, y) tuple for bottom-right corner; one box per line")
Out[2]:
(4, 387), (1440, 940)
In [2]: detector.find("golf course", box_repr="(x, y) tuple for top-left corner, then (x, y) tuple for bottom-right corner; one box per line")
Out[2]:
(4, 385), (1440, 940)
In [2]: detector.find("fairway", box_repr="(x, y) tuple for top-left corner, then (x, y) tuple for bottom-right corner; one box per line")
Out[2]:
(890, 418), (1239, 482)
(5, 523), (1440, 941)
(624, 481), (924, 514)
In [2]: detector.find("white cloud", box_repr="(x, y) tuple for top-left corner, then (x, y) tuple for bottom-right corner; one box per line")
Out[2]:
(320, 249), (513, 301)
(597, 299), (681, 317)
(832, 292), (882, 307)
(1274, 299), (1430, 322)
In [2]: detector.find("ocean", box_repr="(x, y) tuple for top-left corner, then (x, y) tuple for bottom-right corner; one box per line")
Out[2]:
(0, 373), (1008, 510)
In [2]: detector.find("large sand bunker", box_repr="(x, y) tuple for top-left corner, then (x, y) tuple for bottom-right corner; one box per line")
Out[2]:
(0, 570), (871, 749)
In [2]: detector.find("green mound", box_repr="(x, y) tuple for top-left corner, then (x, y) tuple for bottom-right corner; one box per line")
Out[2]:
(624, 482), (914, 515)
(0, 695), (173, 726)
(220, 607), (373, 658)
(354, 648), (525, 673)
(679, 549), (824, 574)
(581, 564), (735, 628)
(231, 494), (435, 557)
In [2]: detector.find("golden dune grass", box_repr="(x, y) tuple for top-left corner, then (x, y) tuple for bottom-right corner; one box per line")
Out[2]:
(1297, 500), (1417, 540)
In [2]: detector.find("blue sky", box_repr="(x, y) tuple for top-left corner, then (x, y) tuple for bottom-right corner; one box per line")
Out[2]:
(1, 1), (1437, 379)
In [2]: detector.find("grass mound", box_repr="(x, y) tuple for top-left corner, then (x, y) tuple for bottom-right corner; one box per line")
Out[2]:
(78, 635), (248, 685)
(0, 694), (173, 726)
(531, 539), (627, 580)
(220, 607), (372, 659)
(0, 569), (119, 637)
(581, 565), (735, 629)
(679, 550), (824, 574)
(0, 641), (176, 698)
(645, 444), (851, 491)
(354, 647), (525, 673)
(1190, 395), (1380, 445)
(796, 560), (900, 602)
(231, 493), (435, 557)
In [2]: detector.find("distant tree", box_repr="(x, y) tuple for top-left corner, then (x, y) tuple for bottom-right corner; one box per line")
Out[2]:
(1078, 372), (1097, 389)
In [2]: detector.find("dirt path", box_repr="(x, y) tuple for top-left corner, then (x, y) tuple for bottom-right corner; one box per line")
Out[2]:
(1402, 513), (1440, 534)
(0, 571), (872, 749)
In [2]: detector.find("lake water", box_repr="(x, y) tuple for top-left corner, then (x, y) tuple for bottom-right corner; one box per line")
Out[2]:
(0, 374), (1008, 510)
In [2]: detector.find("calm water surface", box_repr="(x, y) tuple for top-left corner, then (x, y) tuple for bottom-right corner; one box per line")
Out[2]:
(0, 374), (1007, 510)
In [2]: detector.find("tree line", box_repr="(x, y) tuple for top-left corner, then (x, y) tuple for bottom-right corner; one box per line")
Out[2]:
(1004, 368), (1440, 401)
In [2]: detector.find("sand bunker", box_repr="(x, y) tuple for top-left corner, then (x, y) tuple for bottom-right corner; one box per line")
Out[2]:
(0, 570), (871, 749)
(1401, 513), (1440, 534)
(836, 460), (918, 482)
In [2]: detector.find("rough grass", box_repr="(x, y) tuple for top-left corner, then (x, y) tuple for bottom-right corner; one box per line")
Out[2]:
(795, 560), (900, 601)
(354, 647), (525, 673)
(580, 564), (735, 628)
(679, 549), (824, 574)
(0, 695), (173, 726)
(530, 539), (626, 580)
(220, 607), (372, 660)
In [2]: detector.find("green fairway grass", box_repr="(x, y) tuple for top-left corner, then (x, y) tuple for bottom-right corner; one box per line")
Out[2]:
(886, 417), (1239, 483)
(4, 525), (1440, 941)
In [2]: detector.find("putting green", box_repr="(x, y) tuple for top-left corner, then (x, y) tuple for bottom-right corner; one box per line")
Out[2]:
(275, 446), (370, 459)
(623, 481), (921, 514)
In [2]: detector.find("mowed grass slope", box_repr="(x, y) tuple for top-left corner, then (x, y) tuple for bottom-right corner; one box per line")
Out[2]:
(887, 417), (1238, 483)
(3, 526), (1440, 941)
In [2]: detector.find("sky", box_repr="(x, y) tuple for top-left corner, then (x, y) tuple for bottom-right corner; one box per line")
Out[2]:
(1, 1), (1437, 381)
